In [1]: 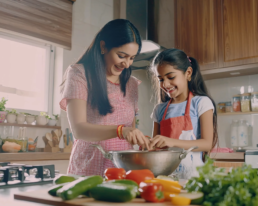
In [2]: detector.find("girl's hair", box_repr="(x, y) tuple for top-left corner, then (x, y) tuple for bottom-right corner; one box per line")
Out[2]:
(63, 19), (142, 116)
(149, 48), (218, 158)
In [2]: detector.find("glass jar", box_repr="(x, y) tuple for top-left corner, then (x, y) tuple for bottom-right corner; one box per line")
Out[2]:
(238, 119), (248, 147)
(225, 102), (232, 112)
(232, 95), (241, 112)
(217, 102), (226, 113)
(251, 92), (258, 112)
(230, 120), (239, 148)
(241, 93), (251, 112)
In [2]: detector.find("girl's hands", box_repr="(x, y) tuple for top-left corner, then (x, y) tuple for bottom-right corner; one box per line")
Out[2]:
(149, 135), (174, 149)
(123, 127), (151, 150)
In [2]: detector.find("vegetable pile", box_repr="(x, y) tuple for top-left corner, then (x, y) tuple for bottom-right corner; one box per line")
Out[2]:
(48, 168), (189, 204)
(185, 158), (258, 206)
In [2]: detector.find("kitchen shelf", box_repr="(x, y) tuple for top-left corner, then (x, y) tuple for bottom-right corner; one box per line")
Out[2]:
(0, 152), (70, 161)
(0, 122), (61, 129)
(218, 111), (258, 116)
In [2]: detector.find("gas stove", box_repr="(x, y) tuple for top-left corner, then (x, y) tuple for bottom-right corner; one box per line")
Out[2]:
(0, 162), (57, 188)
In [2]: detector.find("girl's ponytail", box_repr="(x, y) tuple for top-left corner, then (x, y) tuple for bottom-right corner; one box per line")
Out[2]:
(189, 56), (218, 159)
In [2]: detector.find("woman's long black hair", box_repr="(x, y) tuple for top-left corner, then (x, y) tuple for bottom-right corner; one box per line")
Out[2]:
(74, 19), (141, 116)
(149, 48), (218, 159)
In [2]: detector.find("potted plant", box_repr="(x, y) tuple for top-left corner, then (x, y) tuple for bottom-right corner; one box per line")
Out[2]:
(6, 109), (17, 123)
(17, 112), (26, 124)
(53, 114), (61, 126)
(36, 112), (49, 125)
(0, 98), (8, 123)
(25, 113), (36, 125)
(47, 115), (57, 126)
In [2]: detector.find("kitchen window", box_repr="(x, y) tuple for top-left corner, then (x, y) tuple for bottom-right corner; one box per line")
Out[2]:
(0, 33), (55, 114)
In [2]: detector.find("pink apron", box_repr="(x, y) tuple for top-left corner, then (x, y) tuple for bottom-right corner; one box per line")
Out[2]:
(160, 92), (203, 179)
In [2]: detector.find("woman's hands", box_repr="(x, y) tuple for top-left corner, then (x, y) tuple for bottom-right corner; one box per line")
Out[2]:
(149, 135), (175, 149)
(123, 127), (151, 150)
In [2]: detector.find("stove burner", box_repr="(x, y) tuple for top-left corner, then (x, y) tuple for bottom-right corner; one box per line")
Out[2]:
(0, 162), (56, 188)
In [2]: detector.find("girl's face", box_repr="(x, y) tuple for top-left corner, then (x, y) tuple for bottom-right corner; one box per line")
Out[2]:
(101, 42), (139, 76)
(157, 63), (192, 101)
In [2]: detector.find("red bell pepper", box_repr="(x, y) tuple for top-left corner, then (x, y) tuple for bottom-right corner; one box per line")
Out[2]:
(125, 169), (154, 185)
(104, 168), (126, 180)
(139, 182), (165, 202)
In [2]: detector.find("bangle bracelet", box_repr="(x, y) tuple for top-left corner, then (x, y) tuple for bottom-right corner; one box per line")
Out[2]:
(116, 125), (124, 140)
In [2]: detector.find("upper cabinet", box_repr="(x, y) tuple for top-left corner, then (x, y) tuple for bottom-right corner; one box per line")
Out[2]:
(175, 0), (219, 71)
(218, 0), (258, 67)
(174, 0), (258, 77)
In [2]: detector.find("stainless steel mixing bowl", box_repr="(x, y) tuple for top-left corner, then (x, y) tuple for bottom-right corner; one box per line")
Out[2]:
(91, 145), (197, 177)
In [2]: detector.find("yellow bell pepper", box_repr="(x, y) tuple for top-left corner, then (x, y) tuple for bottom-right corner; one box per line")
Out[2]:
(171, 195), (191, 205)
(164, 192), (175, 201)
(153, 178), (182, 188)
(144, 179), (181, 194)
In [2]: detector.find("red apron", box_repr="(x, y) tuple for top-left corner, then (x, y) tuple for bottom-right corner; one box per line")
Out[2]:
(159, 92), (203, 179)
(160, 92), (193, 138)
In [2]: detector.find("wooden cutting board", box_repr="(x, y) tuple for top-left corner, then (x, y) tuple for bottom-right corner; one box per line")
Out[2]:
(14, 189), (195, 206)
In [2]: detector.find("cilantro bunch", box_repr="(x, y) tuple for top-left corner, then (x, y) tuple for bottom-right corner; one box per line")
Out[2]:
(185, 158), (258, 206)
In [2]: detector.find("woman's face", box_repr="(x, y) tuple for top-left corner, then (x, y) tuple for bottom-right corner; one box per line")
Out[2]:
(157, 64), (192, 100)
(102, 42), (139, 76)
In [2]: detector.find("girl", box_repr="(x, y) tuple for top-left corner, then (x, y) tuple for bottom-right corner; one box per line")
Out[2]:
(149, 48), (218, 179)
(60, 19), (150, 176)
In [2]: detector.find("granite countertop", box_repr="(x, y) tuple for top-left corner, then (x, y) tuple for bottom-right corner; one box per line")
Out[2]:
(0, 183), (54, 206)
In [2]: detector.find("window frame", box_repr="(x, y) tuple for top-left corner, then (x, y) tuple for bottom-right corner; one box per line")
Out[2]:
(0, 31), (55, 116)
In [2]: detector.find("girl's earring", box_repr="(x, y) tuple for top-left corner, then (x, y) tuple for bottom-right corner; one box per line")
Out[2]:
(188, 77), (191, 81)
(101, 51), (105, 54)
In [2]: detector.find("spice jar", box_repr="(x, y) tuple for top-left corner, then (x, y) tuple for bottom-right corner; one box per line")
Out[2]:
(225, 102), (232, 112)
(232, 95), (241, 112)
(241, 93), (251, 112)
(217, 102), (226, 113)
(251, 92), (258, 112)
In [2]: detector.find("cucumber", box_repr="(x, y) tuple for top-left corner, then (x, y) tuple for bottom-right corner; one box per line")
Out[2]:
(105, 179), (140, 196)
(54, 175), (77, 185)
(178, 192), (204, 205)
(57, 175), (103, 200)
(48, 183), (67, 196)
(89, 183), (137, 202)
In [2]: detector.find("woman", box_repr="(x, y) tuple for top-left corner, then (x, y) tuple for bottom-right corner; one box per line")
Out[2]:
(60, 19), (150, 176)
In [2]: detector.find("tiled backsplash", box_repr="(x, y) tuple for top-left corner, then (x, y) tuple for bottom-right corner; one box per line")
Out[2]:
(205, 74), (258, 148)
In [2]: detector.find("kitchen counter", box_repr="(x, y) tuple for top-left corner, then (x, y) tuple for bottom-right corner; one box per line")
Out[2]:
(209, 152), (244, 161)
(0, 152), (71, 162)
(0, 183), (54, 206)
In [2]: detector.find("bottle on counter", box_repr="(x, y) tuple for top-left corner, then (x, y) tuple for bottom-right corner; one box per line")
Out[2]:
(251, 92), (258, 112)
(230, 120), (239, 148)
(237, 119), (248, 147)
(232, 95), (241, 112)
(241, 93), (251, 112)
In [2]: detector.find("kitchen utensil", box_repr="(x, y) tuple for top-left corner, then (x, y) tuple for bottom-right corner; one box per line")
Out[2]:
(91, 144), (197, 177)
(69, 133), (74, 144)
(66, 128), (70, 146)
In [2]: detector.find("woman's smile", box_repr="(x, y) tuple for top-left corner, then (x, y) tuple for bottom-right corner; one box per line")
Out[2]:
(114, 65), (124, 72)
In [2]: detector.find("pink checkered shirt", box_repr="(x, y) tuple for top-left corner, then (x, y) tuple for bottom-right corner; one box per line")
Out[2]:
(60, 64), (140, 176)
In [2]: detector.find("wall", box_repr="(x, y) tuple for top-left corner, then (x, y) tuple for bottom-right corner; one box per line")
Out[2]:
(205, 74), (258, 148)
(132, 70), (155, 137)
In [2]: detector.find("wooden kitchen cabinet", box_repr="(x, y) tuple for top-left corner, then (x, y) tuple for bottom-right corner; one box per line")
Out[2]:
(218, 0), (258, 67)
(175, 0), (219, 71)
(174, 0), (258, 73)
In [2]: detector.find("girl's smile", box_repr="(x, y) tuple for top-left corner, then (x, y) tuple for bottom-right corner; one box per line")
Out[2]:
(157, 64), (192, 103)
